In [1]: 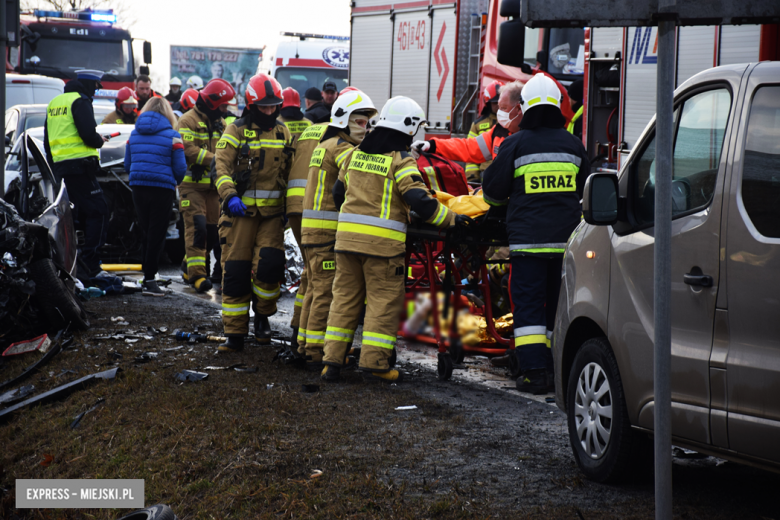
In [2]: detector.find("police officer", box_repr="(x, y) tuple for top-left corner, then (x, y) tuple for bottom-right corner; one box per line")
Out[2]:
(44, 69), (109, 277)
(176, 78), (235, 293)
(279, 87), (312, 147)
(214, 74), (294, 352)
(481, 74), (589, 394)
(464, 80), (503, 181)
(298, 89), (376, 370)
(321, 96), (472, 382)
(101, 87), (138, 124)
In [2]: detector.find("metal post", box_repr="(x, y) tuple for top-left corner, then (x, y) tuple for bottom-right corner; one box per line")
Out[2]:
(653, 6), (676, 520)
(1, 0), (7, 197)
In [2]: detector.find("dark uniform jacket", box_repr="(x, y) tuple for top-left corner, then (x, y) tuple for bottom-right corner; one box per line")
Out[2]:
(304, 101), (330, 124)
(482, 127), (589, 255)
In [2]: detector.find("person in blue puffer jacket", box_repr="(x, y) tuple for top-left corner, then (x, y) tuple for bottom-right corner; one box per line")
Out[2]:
(125, 97), (187, 294)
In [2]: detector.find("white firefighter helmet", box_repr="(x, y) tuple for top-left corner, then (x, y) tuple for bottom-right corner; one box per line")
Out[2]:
(329, 89), (377, 129)
(374, 96), (427, 136)
(186, 75), (204, 91)
(520, 73), (561, 113)
(169, 77), (182, 86)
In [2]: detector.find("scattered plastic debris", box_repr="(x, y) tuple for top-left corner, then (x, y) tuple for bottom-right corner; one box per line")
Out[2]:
(174, 329), (226, 343)
(125, 338), (139, 344)
(281, 228), (303, 294)
(0, 367), (119, 423)
(395, 405), (418, 411)
(0, 385), (35, 405)
(40, 453), (54, 467)
(164, 346), (184, 352)
(0, 332), (67, 392)
(310, 469), (323, 479)
(266, 384), (274, 390)
(70, 397), (105, 429)
(2, 334), (51, 356)
(175, 370), (208, 382)
(134, 352), (158, 363)
(110, 316), (126, 322)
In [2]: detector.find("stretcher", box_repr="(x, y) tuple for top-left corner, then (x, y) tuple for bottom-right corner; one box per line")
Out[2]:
(402, 204), (515, 381)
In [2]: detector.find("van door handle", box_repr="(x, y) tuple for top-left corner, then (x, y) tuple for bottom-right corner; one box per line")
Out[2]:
(684, 273), (713, 287)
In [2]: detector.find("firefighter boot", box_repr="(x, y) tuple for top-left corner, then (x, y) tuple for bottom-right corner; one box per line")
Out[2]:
(181, 258), (189, 283)
(254, 314), (272, 345)
(218, 336), (244, 353)
(193, 277), (212, 293)
(321, 365), (341, 382)
(364, 369), (404, 383)
(516, 369), (547, 395)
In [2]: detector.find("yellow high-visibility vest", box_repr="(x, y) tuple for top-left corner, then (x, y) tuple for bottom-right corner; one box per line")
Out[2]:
(46, 92), (100, 163)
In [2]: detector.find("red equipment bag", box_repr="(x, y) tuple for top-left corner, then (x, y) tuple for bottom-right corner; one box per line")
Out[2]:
(416, 153), (470, 196)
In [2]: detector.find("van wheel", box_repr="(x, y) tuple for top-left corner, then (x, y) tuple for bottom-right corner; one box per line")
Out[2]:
(566, 337), (650, 483)
(28, 259), (89, 332)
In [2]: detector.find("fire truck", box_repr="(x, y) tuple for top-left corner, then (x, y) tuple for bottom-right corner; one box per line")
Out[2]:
(496, 3), (780, 168)
(6, 8), (152, 90)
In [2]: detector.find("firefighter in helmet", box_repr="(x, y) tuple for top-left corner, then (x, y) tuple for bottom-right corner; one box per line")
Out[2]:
(279, 87), (312, 147)
(321, 96), (472, 382)
(176, 78), (235, 293)
(214, 74), (295, 352)
(101, 87), (138, 125)
(297, 89), (377, 371)
(173, 88), (199, 119)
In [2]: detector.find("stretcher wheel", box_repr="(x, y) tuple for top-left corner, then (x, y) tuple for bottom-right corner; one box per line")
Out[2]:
(449, 339), (465, 365)
(508, 350), (521, 379)
(437, 353), (453, 381)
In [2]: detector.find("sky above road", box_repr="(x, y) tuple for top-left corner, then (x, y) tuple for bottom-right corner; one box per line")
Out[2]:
(123, 0), (351, 91)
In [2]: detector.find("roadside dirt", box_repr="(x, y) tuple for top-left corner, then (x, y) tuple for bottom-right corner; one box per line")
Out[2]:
(0, 289), (778, 519)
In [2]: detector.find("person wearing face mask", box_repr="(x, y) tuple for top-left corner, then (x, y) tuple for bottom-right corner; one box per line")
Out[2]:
(463, 80), (503, 181)
(176, 78), (235, 293)
(296, 89), (377, 371)
(412, 74), (573, 181)
(213, 74), (295, 353)
(321, 96), (473, 383)
(481, 73), (589, 395)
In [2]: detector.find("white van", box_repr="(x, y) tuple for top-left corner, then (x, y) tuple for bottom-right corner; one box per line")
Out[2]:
(6, 74), (65, 110)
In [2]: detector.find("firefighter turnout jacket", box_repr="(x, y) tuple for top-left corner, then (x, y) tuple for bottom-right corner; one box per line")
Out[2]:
(280, 116), (312, 148)
(301, 132), (358, 247)
(286, 123), (327, 217)
(213, 117), (294, 215)
(334, 149), (455, 257)
(432, 123), (511, 173)
(481, 127), (589, 255)
(177, 107), (224, 190)
(465, 113), (497, 179)
(101, 110), (135, 125)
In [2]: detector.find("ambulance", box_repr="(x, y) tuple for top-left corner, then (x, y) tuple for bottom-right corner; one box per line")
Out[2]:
(270, 32), (350, 104)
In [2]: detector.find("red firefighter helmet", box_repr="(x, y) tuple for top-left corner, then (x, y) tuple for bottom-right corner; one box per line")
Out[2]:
(340, 86), (359, 95)
(481, 80), (504, 105)
(281, 87), (301, 109)
(199, 79), (236, 111)
(245, 74), (283, 106)
(115, 87), (138, 110)
(179, 88), (199, 111)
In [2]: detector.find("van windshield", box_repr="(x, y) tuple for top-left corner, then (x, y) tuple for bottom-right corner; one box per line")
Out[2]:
(274, 68), (349, 106)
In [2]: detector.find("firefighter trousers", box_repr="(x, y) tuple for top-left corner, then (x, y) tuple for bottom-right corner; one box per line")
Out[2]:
(180, 186), (220, 283)
(221, 209), (286, 336)
(299, 244), (336, 362)
(510, 254), (562, 373)
(287, 215), (308, 335)
(323, 253), (405, 371)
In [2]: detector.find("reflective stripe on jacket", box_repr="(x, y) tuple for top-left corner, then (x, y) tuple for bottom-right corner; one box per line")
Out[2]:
(481, 127), (590, 256)
(176, 107), (224, 189)
(213, 117), (293, 217)
(46, 92), (100, 163)
(286, 123), (326, 216)
(281, 116), (313, 148)
(335, 150), (454, 258)
(301, 132), (357, 247)
(432, 123), (511, 167)
(466, 113), (497, 175)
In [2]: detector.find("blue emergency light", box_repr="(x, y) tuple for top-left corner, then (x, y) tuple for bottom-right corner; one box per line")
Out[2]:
(33, 9), (117, 24)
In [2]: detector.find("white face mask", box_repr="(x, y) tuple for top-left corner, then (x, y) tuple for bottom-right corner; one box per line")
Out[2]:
(496, 107), (520, 129)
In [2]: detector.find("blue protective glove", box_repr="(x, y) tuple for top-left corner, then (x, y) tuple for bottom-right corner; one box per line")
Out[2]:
(227, 196), (247, 217)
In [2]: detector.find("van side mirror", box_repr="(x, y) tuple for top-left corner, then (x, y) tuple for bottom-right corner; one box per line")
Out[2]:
(497, 19), (526, 68)
(583, 173), (620, 225)
(499, 0), (520, 17)
(143, 41), (153, 64)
